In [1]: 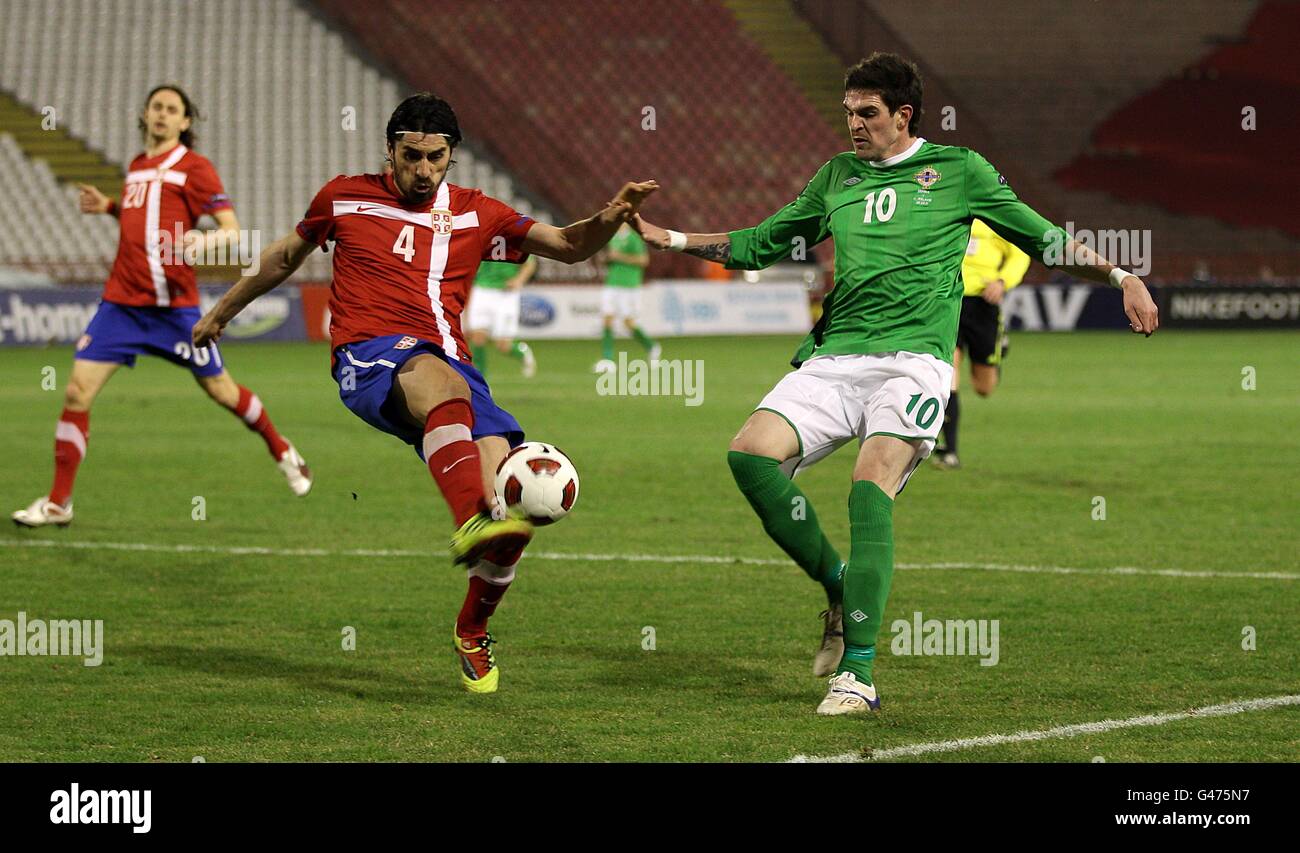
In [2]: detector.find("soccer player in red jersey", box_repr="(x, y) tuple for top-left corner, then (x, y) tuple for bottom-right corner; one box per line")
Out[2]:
(194, 93), (656, 694)
(12, 85), (311, 529)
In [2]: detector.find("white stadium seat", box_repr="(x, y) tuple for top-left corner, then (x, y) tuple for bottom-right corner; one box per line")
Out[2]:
(0, 0), (552, 280)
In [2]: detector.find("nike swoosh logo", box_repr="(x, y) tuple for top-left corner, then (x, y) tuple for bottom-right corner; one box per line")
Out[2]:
(441, 454), (476, 474)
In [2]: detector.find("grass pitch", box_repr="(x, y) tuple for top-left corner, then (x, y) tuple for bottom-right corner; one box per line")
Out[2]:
(2, 331), (1297, 761)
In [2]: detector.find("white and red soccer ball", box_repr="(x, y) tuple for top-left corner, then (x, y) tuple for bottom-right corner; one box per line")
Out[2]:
(494, 442), (579, 525)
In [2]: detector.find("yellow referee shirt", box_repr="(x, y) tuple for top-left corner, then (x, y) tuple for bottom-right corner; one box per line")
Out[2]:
(962, 218), (1031, 296)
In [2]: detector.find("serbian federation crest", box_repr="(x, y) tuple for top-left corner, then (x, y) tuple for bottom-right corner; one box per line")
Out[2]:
(430, 209), (453, 235)
(914, 166), (941, 190)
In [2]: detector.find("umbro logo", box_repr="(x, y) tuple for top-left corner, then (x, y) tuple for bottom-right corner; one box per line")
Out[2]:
(849, 610), (868, 623)
(843, 176), (863, 186)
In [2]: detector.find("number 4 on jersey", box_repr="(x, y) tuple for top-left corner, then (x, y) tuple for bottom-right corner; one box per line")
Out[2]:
(392, 224), (415, 263)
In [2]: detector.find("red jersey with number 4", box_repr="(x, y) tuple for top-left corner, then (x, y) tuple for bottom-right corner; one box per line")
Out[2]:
(103, 143), (233, 308)
(296, 172), (535, 359)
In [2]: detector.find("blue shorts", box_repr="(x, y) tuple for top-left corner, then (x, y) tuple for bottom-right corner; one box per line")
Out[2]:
(75, 301), (225, 378)
(332, 335), (524, 459)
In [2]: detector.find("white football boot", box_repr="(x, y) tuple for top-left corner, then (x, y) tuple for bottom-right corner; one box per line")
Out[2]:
(816, 671), (880, 716)
(592, 358), (616, 374)
(814, 603), (845, 677)
(519, 342), (537, 378)
(12, 497), (73, 528)
(276, 444), (313, 497)
(648, 343), (662, 365)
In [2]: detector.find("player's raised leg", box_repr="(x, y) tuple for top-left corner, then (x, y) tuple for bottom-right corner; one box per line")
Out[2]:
(452, 435), (522, 693)
(13, 358), (120, 528)
(390, 353), (532, 566)
(817, 435), (917, 716)
(195, 369), (312, 496)
(728, 409), (846, 676)
(495, 338), (536, 378)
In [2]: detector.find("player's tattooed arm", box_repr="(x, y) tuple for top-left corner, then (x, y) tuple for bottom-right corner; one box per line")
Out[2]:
(685, 241), (732, 264)
(193, 230), (315, 346)
(631, 215), (733, 264)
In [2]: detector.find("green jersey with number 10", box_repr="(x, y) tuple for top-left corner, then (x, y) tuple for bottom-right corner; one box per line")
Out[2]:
(726, 138), (1068, 365)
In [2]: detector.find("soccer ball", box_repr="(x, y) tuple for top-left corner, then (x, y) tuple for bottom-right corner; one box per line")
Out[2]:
(493, 442), (579, 525)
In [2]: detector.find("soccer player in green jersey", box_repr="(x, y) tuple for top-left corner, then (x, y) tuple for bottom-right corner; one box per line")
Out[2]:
(594, 222), (660, 373)
(466, 257), (538, 379)
(633, 52), (1158, 715)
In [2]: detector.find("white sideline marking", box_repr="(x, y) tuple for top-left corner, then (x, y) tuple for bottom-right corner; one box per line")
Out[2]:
(789, 694), (1300, 763)
(1, 539), (1297, 581)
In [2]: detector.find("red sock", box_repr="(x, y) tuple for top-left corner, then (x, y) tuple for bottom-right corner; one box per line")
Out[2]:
(456, 561), (516, 636)
(423, 399), (488, 526)
(232, 385), (290, 459)
(49, 408), (89, 506)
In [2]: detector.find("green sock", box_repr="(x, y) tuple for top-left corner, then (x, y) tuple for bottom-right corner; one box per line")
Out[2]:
(601, 328), (614, 361)
(471, 343), (488, 377)
(838, 480), (894, 684)
(632, 326), (655, 351)
(507, 341), (528, 362)
(727, 451), (843, 603)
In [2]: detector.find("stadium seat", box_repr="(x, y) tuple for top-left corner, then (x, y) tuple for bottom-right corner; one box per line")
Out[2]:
(0, 0), (552, 281)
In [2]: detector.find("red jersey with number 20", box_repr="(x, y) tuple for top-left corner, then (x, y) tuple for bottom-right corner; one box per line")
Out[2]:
(296, 172), (535, 359)
(103, 143), (232, 308)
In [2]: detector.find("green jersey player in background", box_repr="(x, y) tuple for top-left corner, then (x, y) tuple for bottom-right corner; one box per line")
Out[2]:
(594, 222), (660, 373)
(633, 52), (1158, 716)
(466, 257), (538, 379)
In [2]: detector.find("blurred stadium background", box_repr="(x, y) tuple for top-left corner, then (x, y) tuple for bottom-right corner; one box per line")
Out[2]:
(0, 0), (1296, 344)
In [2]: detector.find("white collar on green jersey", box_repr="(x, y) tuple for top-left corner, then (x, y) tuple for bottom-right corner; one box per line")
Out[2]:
(867, 136), (926, 168)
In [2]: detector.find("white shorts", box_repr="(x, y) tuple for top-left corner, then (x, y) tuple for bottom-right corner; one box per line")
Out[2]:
(756, 351), (953, 492)
(465, 287), (520, 340)
(601, 286), (642, 321)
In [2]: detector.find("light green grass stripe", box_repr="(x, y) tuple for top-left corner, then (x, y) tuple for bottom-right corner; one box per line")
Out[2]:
(3, 539), (1297, 581)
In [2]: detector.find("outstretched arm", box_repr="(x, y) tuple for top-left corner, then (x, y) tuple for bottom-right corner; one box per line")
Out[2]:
(192, 230), (316, 346)
(967, 151), (1158, 336)
(632, 162), (832, 269)
(1056, 239), (1159, 336)
(521, 180), (658, 263)
(631, 215), (733, 264)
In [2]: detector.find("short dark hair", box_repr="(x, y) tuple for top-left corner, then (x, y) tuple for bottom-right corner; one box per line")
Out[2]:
(844, 52), (923, 135)
(386, 93), (462, 149)
(138, 84), (200, 148)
